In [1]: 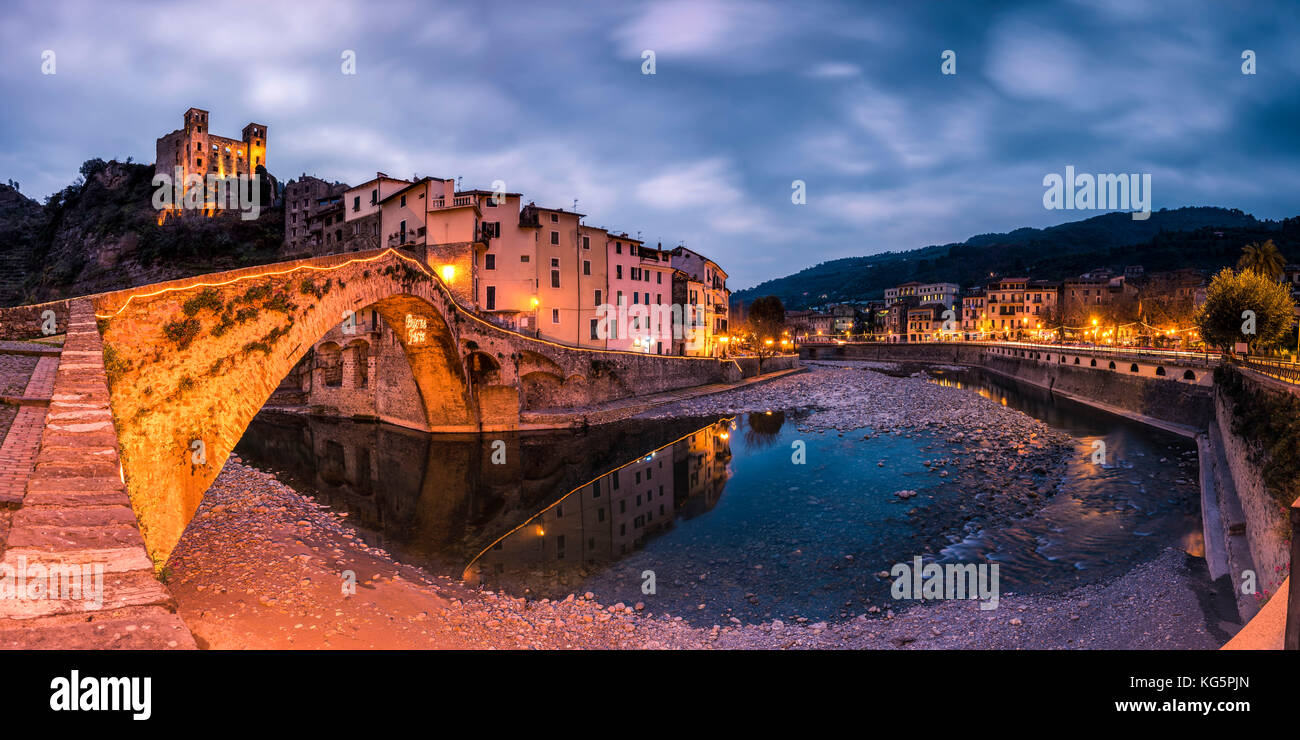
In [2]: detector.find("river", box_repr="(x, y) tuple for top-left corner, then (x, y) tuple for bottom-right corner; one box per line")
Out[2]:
(233, 367), (1206, 626)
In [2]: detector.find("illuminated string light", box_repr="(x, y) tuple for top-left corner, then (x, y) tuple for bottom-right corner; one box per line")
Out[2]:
(92, 247), (754, 368)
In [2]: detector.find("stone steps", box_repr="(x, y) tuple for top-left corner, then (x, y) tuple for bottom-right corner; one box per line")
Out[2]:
(0, 299), (195, 648)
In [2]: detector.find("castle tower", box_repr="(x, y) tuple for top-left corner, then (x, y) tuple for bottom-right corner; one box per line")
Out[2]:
(241, 122), (268, 174)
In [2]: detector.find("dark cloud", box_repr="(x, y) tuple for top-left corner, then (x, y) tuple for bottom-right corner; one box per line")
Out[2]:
(0, 0), (1295, 288)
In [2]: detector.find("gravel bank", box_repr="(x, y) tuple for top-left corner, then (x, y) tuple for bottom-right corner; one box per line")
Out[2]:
(167, 461), (1229, 649)
(165, 361), (1232, 649)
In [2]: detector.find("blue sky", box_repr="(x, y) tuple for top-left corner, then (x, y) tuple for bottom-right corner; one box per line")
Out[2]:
(1, 0), (1298, 289)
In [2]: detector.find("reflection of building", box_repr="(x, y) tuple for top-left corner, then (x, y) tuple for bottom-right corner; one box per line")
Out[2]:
(474, 419), (734, 580)
(674, 420), (734, 518)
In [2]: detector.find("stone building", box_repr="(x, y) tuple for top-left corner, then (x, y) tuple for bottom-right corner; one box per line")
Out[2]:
(283, 174), (350, 256)
(155, 107), (267, 185)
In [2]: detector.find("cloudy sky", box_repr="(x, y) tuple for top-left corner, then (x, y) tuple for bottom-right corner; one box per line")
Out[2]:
(1, 0), (1298, 288)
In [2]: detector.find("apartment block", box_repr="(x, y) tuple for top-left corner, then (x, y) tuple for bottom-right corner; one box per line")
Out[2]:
(283, 174), (350, 255)
(670, 246), (730, 356)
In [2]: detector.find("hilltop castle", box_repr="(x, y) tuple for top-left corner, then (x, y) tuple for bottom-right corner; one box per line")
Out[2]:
(155, 107), (267, 182)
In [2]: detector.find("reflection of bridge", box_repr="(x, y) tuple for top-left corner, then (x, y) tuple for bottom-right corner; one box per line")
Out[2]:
(235, 411), (736, 588)
(0, 248), (766, 645)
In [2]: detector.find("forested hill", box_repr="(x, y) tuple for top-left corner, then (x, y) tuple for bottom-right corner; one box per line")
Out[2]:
(734, 207), (1300, 310)
(0, 158), (284, 307)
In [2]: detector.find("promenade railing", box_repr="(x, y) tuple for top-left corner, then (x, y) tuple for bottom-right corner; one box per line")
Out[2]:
(1239, 355), (1300, 386)
(799, 338), (1223, 368)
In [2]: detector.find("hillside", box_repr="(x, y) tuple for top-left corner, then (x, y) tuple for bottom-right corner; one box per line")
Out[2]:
(735, 207), (1300, 310)
(0, 159), (285, 307)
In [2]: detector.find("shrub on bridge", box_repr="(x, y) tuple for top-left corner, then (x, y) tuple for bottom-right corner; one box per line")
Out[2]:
(162, 316), (201, 349)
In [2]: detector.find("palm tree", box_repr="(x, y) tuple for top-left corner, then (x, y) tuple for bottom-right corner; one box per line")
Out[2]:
(1236, 239), (1286, 279)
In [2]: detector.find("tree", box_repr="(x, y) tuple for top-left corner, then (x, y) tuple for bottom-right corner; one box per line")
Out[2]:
(1236, 239), (1286, 280)
(746, 295), (786, 360)
(1194, 267), (1296, 352)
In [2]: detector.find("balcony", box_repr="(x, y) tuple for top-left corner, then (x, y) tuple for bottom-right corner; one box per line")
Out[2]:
(387, 226), (426, 247)
(429, 195), (477, 209)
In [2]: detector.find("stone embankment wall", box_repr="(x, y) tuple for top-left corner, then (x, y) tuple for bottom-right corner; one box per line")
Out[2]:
(802, 342), (1214, 429)
(1212, 369), (1296, 607)
(0, 299), (72, 340)
(803, 342), (1297, 635)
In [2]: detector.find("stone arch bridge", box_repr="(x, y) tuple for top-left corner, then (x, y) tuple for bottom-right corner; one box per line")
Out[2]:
(0, 248), (758, 572)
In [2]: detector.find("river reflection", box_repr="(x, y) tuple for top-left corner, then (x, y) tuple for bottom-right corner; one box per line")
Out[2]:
(234, 411), (742, 584)
(236, 372), (1207, 626)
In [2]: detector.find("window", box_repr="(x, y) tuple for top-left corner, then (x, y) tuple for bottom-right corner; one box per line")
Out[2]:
(370, 189), (377, 204)
(484, 221), (501, 238)
(550, 230), (559, 245)
(616, 265), (623, 280)
(353, 196), (360, 211)
(485, 254), (496, 270)
(594, 289), (602, 305)
(400, 195), (406, 207)
(615, 242), (623, 254)
(520, 255), (530, 263)
(551, 270), (560, 288)
(550, 258), (560, 267)
(582, 236), (590, 249)
(632, 267), (641, 281)
(656, 272), (662, 284)
(550, 213), (558, 223)
(583, 261), (591, 276)
(551, 308), (560, 323)
(485, 286), (496, 310)
(590, 319), (599, 339)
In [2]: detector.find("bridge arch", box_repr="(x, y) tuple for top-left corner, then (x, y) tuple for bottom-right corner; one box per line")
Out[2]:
(90, 250), (488, 564)
(0, 248), (740, 568)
